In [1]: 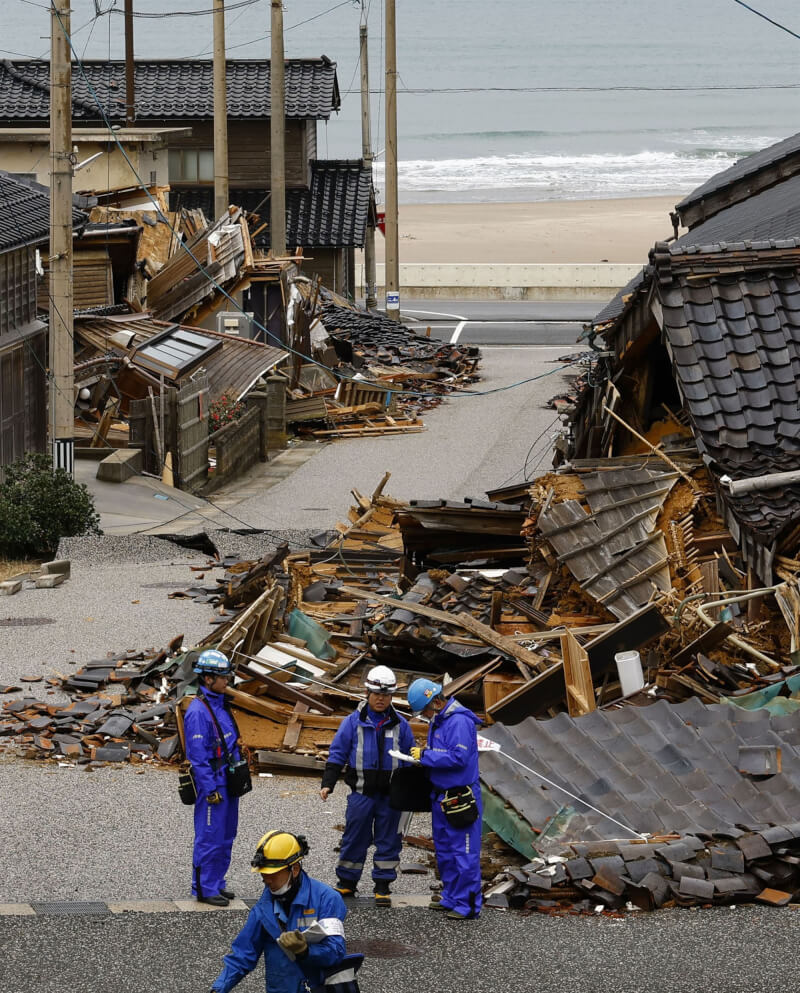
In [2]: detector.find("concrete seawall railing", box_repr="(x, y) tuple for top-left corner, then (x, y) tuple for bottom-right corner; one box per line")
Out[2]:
(362, 262), (641, 301)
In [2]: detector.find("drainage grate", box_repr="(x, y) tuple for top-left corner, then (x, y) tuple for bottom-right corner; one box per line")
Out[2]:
(348, 939), (419, 959)
(31, 901), (110, 916)
(0, 617), (55, 627)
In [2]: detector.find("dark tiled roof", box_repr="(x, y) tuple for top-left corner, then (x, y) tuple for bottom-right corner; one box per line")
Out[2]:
(0, 170), (85, 252)
(0, 58), (339, 122)
(481, 697), (800, 841)
(676, 131), (800, 213)
(654, 252), (800, 550)
(172, 160), (373, 248)
(591, 268), (647, 327)
(673, 173), (800, 250)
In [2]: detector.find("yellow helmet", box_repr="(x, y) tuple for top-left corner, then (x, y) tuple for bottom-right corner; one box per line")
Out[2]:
(250, 830), (309, 875)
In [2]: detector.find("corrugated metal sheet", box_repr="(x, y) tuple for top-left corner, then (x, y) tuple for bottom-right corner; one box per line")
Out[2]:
(73, 314), (286, 404)
(537, 468), (676, 619)
(481, 697), (800, 842)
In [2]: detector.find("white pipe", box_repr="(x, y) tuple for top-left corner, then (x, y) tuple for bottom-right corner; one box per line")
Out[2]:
(721, 470), (800, 496)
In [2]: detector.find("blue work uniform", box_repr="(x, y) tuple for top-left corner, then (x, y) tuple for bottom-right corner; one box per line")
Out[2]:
(184, 688), (241, 900)
(211, 871), (348, 993)
(321, 701), (415, 887)
(419, 698), (483, 918)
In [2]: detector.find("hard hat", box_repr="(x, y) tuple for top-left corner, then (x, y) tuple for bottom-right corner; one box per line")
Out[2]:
(407, 677), (442, 714)
(251, 830), (310, 875)
(365, 664), (397, 694)
(193, 649), (232, 675)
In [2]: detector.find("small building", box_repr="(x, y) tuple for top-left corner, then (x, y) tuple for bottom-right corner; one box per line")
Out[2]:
(0, 58), (375, 301)
(0, 171), (85, 470)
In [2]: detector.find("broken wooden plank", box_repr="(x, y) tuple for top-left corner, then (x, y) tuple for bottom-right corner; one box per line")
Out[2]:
(561, 629), (596, 717)
(670, 621), (733, 668)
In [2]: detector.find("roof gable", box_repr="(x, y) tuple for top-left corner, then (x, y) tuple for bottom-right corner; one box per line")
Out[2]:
(0, 58), (340, 122)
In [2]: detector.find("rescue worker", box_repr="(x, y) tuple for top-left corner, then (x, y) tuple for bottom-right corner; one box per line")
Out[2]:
(184, 649), (242, 906)
(320, 664), (415, 907)
(406, 677), (483, 920)
(210, 830), (362, 993)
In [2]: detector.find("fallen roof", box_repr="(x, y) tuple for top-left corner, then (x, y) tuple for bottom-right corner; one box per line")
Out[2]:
(73, 313), (287, 403)
(0, 169), (86, 252)
(172, 160), (374, 249)
(0, 58), (340, 122)
(481, 697), (800, 843)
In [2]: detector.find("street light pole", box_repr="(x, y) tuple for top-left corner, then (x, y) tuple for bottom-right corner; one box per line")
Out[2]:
(384, 0), (399, 320)
(360, 17), (377, 310)
(49, 0), (74, 476)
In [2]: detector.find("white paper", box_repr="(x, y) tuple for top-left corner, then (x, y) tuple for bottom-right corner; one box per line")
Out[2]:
(389, 748), (415, 762)
(477, 735), (501, 752)
(302, 918), (345, 943)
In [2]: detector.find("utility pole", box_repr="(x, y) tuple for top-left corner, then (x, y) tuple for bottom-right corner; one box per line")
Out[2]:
(213, 0), (229, 219)
(270, 0), (286, 256)
(359, 15), (377, 310)
(384, 0), (399, 319)
(50, 0), (74, 476)
(124, 0), (135, 126)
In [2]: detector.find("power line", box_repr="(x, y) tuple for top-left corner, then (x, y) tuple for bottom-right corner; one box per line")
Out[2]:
(731, 0), (800, 41)
(109, 0), (260, 16)
(344, 83), (800, 95)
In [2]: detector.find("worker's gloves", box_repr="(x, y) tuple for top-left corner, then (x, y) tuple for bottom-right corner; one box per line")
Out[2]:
(207, 791), (223, 804)
(277, 929), (308, 958)
(410, 746), (426, 762)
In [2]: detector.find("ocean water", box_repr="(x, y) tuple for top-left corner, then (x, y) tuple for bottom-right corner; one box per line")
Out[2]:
(4, 0), (800, 203)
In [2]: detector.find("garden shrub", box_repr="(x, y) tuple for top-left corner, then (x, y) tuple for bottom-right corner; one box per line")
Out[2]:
(0, 452), (102, 558)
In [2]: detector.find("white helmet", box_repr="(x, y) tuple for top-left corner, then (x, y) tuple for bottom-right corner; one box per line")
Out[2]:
(365, 665), (397, 694)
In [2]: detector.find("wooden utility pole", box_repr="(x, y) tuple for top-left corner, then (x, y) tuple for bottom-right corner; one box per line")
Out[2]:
(213, 0), (229, 219)
(384, 0), (399, 319)
(49, 0), (74, 476)
(124, 0), (135, 126)
(359, 17), (377, 310)
(270, 0), (286, 256)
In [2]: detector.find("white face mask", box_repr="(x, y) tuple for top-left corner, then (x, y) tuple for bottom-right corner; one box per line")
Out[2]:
(270, 876), (293, 896)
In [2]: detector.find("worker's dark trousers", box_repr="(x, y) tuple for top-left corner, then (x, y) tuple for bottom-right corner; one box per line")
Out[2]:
(192, 786), (239, 898)
(431, 786), (483, 918)
(337, 791), (402, 887)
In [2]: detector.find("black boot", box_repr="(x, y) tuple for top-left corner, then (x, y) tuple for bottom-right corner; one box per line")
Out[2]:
(374, 879), (391, 908)
(334, 877), (357, 898)
(197, 894), (229, 907)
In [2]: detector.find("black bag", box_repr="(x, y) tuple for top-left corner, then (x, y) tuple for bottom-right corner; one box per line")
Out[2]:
(178, 764), (197, 805)
(440, 785), (479, 828)
(225, 758), (253, 798)
(389, 764), (432, 812)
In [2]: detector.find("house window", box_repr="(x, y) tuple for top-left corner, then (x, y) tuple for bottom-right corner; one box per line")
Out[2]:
(168, 148), (214, 183)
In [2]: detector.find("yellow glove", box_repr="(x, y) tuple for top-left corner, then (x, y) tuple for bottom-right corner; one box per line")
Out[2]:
(207, 791), (223, 804)
(277, 930), (308, 957)
(410, 746), (426, 762)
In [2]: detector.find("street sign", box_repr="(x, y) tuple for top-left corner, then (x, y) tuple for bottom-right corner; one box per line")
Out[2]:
(386, 291), (400, 311)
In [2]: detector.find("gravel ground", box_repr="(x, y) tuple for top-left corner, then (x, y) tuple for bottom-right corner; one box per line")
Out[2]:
(2, 902), (797, 993)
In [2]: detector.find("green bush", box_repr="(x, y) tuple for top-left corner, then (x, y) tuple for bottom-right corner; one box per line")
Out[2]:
(0, 452), (102, 558)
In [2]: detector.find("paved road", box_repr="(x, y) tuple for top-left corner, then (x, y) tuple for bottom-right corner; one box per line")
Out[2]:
(396, 299), (595, 346)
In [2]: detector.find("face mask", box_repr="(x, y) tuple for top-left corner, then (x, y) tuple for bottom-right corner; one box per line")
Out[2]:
(270, 876), (292, 896)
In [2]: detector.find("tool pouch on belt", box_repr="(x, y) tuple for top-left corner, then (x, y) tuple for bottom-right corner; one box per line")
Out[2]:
(178, 762), (198, 805)
(225, 758), (252, 798)
(440, 785), (479, 828)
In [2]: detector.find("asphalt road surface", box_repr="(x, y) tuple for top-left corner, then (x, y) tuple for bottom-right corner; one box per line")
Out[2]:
(397, 299), (597, 347)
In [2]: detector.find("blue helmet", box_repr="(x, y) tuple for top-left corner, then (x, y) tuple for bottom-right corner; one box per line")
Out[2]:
(407, 678), (442, 714)
(193, 649), (232, 675)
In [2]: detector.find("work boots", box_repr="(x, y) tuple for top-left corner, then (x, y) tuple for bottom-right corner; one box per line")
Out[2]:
(334, 877), (357, 898)
(373, 879), (391, 908)
(197, 894), (229, 907)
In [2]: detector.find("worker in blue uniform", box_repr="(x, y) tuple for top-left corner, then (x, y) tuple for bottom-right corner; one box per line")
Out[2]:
(184, 649), (243, 906)
(320, 665), (415, 907)
(407, 677), (483, 920)
(210, 830), (362, 993)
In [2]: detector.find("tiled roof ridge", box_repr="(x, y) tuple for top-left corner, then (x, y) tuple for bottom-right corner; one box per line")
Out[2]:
(1, 57), (97, 115)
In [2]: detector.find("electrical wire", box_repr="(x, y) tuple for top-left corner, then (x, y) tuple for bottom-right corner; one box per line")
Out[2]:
(109, 0), (261, 16)
(730, 0), (800, 41)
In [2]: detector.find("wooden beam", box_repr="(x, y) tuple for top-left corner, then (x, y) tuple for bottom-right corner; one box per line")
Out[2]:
(561, 629), (596, 717)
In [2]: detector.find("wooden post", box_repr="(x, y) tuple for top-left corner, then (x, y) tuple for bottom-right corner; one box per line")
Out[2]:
(359, 17), (377, 309)
(270, 0), (286, 256)
(213, 0), (229, 220)
(49, 0), (74, 476)
(124, 0), (135, 126)
(384, 0), (399, 319)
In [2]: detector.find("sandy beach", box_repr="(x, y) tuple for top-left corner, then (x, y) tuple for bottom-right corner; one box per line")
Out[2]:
(373, 195), (684, 265)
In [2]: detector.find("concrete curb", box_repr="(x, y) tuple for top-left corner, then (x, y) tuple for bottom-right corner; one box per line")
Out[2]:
(0, 894), (433, 917)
